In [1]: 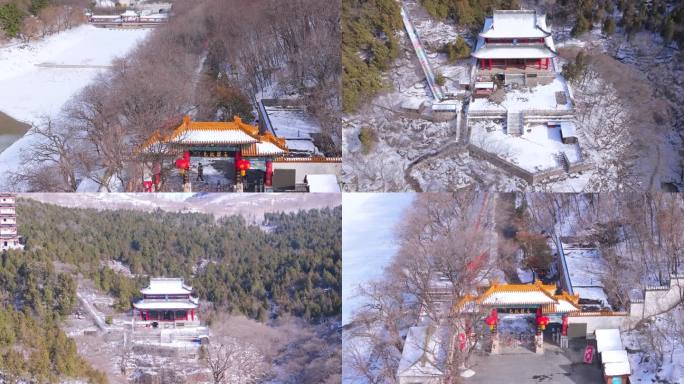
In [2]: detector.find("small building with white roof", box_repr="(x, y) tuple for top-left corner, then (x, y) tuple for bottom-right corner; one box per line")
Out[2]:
(133, 278), (200, 328)
(396, 326), (450, 384)
(595, 329), (631, 384)
(472, 10), (557, 86)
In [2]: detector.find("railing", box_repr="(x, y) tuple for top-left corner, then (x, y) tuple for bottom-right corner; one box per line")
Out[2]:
(400, 7), (444, 100)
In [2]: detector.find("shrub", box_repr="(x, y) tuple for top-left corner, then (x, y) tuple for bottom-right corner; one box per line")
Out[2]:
(0, 3), (24, 38)
(441, 37), (471, 62)
(561, 51), (588, 83)
(602, 17), (616, 36)
(435, 72), (446, 86)
(358, 126), (378, 154)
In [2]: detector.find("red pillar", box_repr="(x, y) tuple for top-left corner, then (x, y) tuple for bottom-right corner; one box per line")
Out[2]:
(481, 59), (485, 70)
(488, 58), (492, 70)
(545, 58), (549, 70)
(537, 58), (541, 69)
(265, 160), (273, 187)
(191, 309), (195, 321)
(235, 151), (242, 170)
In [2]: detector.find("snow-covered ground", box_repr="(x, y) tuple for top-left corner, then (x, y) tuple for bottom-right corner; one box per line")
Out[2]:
(469, 76), (573, 113)
(342, 193), (415, 325)
(471, 121), (581, 172)
(0, 25), (150, 188)
(623, 305), (684, 384)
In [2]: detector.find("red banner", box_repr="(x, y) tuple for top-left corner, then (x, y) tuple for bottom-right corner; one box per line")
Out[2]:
(583, 345), (594, 364)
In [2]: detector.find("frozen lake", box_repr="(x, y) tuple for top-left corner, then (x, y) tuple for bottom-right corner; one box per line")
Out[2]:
(342, 193), (415, 325)
(0, 25), (150, 188)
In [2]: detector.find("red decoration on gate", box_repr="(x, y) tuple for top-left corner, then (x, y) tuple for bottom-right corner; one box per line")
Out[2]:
(485, 308), (498, 331)
(583, 345), (594, 364)
(561, 314), (568, 336)
(535, 308), (550, 331)
(175, 151), (190, 171)
(265, 160), (273, 187)
(236, 159), (251, 177)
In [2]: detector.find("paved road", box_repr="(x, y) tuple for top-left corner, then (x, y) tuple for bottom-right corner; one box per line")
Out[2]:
(465, 341), (604, 384)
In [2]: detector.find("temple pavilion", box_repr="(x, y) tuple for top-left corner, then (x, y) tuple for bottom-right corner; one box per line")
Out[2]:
(472, 10), (557, 86)
(133, 278), (200, 328)
(143, 115), (288, 159)
(0, 194), (23, 251)
(456, 280), (580, 354)
(142, 116), (288, 190)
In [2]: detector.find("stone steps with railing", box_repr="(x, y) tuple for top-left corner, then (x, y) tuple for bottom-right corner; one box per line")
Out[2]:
(507, 111), (523, 136)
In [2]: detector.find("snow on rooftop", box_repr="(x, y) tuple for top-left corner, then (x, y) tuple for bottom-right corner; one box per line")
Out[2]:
(133, 300), (198, 310)
(397, 326), (448, 377)
(601, 349), (629, 364)
(604, 361), (631, 376)
(171, 129), (257, 145)
(284, 139), (317, 153)
(481, 291), (556, 305)
(554, 298), (581, 313)
(141, 278), (192, 295)
(306, 174), (340, 193)
(480, 10), (550, 39)
(596, 329), (623, 353)
(139, 13), (168, 19)
(563, 247), (608, 288)
(253, 141), (286, 156)
(560, 121), (577, 137)
(574, 287), (609, 304)
(263, 105), (321, 140)
(472, 45), (555, 59)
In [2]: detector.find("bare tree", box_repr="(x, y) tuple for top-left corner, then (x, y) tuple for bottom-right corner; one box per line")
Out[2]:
(203, 336), (267, 384)
(10, 117), (88, 191)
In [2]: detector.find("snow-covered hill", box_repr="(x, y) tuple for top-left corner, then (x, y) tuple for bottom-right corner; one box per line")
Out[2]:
(20, 193), (341, 220)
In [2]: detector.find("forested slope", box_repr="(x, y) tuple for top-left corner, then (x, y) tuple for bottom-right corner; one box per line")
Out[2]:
(16, 199), (342, 321)
(0, 250), (106, 383)
(342, 0), (402, 111)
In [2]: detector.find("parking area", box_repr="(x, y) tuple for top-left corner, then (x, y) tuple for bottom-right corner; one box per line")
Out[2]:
(464, 340), (604, 384)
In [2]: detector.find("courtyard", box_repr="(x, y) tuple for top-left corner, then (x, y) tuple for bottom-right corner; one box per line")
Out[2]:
(465, 340), (604, 384)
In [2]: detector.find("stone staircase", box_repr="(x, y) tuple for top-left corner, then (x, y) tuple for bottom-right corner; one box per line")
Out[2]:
(507, 111), (523, 136)
(556, 152), (570, 172)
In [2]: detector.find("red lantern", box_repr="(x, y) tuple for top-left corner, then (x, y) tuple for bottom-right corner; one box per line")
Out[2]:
(536, 315), (550, 331)
(175, 151), (190, 172)
(484, 308), (498, 331)
(236, 159), (251, 177)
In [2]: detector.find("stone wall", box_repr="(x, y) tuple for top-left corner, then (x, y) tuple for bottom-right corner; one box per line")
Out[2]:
(567, 275), (684, 336)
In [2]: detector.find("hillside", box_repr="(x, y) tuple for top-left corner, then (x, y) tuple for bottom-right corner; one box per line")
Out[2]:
(2, 197), (342, 383)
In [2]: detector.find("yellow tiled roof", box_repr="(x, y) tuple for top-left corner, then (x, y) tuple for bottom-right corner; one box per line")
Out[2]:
(142, 116), (288, 153)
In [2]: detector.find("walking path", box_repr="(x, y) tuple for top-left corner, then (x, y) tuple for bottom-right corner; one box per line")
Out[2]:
(399, 5), (444, 101)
